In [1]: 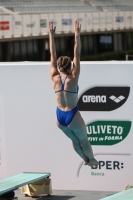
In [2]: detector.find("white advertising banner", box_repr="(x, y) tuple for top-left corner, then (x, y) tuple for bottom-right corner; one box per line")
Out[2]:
(62, 13), (72, 32)
(70, 13), (85, 32)
(118, 12), (125, 30)
(132, 12), (133, 28)
(85, 13), (93, 31)
(31, 14), (40, 36)
(77, 61), (133, 192)
(22, 15), (32, 36)
(92, 12), (99, 31)
(0, 94), (7, 179)
(47, 13), (54, 24)
(0, 15), (3, 38)
(78, 13), (85, 32)
(2, 15), (12, 38)
(40, 14), (48, 35)
(0, 11), (133, 39)
(125, 12), (132, 29)
(99, 12), (106, 31)
(54, 13), (62, 33)
(13, 14), (22, 37)
(0, 61), (133, 192)
(48, 13), (58, 32)
(71, 13), (78, 32)
(113, 12), (119, 30)
(106, 12), (113, 31)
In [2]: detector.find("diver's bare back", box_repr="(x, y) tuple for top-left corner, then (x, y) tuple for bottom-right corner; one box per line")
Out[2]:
(53, 74), (79, 111)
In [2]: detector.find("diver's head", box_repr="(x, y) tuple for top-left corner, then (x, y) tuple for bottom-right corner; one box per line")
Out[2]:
(57, 56), (71, 74)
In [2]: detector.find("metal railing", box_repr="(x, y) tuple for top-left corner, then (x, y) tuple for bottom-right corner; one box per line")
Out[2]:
(126, 55), (133, 61)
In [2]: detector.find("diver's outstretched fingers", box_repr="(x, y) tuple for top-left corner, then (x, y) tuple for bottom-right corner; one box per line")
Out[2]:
(74, 20), (81, 34)
(49, 21), (56, 35)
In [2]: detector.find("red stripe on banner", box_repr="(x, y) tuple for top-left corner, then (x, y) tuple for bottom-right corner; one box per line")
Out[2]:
(0, 21), (9, 24)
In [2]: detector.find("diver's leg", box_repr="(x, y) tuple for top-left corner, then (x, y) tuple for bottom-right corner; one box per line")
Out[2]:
(56, 118), (89, 162)
(68, 111), (98, 166)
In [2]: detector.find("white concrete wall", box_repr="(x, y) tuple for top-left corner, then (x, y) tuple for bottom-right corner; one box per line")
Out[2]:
(0, 61), (133, 191)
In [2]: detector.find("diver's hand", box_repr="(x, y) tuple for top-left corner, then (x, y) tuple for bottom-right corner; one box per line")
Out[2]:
(74, 20), (81, 36)
(49, 21), (56, 35)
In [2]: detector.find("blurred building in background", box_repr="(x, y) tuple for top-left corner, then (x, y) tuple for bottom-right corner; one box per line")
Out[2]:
(0, 0), (133, 61)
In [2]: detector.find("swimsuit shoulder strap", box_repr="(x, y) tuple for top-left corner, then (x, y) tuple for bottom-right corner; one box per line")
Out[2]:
(61, 74), (68, 90)
(63, 75), (68, 85)
(55, 75), (64, 93)
(59, 75), (64, 90)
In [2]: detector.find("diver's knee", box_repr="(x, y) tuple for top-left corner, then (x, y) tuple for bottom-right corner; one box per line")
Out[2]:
(80, 138), (88, 146)
(72, 138), (80, 146)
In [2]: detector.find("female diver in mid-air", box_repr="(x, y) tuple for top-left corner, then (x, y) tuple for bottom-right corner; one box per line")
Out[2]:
(49, 20), (98, 167)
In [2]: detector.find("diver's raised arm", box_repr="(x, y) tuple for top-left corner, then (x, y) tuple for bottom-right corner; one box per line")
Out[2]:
(49, 21), (59, 79)
(72, 20), (81, 78)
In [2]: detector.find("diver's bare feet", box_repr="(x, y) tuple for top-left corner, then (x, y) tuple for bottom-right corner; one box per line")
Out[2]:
(84, 158), (98, 167)
(89, 158), (99, 167)
(84, 159), (90, 165)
